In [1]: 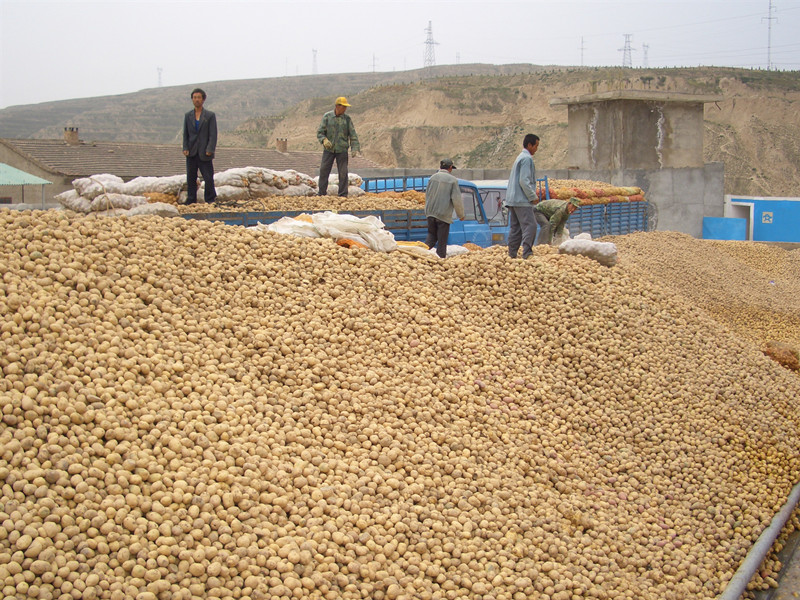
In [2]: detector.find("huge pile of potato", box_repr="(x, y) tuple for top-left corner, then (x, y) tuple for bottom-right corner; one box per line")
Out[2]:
(611, 231), (800, 355)
(1, 211), (799, 600)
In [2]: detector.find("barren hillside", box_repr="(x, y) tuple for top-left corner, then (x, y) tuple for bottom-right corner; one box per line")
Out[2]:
(247, 67), (800, 197)
(1, 65), (798, 196)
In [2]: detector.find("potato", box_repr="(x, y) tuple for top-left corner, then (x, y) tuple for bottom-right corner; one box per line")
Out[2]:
(0, 210), (798, 600)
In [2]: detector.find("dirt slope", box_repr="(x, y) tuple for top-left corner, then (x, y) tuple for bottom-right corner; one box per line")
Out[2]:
(248, 67), (800, 197)
(1, 65), (798, 196)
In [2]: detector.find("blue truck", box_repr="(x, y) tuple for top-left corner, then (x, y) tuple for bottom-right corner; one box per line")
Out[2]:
(183, 176), (509, 248)
(361, 176), (510, 246)
(181, 176), (654, 245)
(470, 179), (656, 238)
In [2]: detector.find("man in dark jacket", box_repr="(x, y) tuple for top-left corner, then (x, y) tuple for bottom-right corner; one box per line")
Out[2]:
(182, 88), (217, 204)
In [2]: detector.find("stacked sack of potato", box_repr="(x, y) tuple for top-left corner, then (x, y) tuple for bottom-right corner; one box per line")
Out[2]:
(52, 168), (332, 214)
(543, 178), (646, 205)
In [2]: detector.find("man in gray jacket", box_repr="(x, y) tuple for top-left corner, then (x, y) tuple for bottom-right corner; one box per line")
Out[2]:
(182, 88), (218, 204)
(424, 158), (465, 258)
(503, 133), (540, 258)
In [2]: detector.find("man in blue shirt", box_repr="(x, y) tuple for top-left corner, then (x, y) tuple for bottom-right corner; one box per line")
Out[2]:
(503, 134), (540, 258)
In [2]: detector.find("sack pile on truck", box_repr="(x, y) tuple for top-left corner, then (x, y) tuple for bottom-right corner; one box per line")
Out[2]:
(193, 167), (320, 203)
(543, 178), (646, 205)
(53, 167), (337, 213)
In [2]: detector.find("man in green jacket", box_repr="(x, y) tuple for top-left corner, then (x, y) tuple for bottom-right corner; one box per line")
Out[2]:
(317, 96), (360, 197)
(533, 197), (581, 245)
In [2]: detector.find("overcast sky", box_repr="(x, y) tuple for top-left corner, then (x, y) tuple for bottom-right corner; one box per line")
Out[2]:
(1, 0), (799, 109)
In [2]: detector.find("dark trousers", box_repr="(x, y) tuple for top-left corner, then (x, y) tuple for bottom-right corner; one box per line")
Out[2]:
(507, 205), (537, 258)
(425, 217), (451, 258)
(186, 155), (216, 203)
(318, 150), (349, 197)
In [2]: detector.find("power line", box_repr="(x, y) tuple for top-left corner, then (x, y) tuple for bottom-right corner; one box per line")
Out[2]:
(423, 21), (438, 70)
(763, 0), (778, 70)
(618, 34), (635, 68)
(650, 41), (800, 64)
(312, 49), (318, 75)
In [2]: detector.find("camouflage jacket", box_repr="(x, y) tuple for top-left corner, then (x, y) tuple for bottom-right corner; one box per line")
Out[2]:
(534, 200), (571, 235)
(316, 111), (360, 153)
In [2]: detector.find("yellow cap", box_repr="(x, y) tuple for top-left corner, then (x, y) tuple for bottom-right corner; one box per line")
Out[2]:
(335, 96), (351, 107)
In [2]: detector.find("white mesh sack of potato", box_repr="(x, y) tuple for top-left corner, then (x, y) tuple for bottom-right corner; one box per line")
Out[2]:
(123, 175), (185, 196)
(72, 173), (125, 199)
(53, 189), (92, 213)
(89, 193), (148, 212)
(281, 169), (317, 187)
(559, 238), (618, 267)
(213, 168), (251, 188)
(281, 184), (317, 197)
(248, 182), (282, 198)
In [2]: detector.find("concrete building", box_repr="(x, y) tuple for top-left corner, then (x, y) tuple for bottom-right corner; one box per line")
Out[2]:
(0, 128), (380, 206)
(548, 90), (724, 237)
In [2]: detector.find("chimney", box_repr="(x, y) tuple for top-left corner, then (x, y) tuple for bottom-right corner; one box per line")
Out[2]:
(276, 138), (288, 153)
(64, 127), (80, 146)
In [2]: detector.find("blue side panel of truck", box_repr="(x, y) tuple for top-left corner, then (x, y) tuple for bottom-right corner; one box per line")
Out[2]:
(567, 202), (649, 238)
(362, 177), (430, 193)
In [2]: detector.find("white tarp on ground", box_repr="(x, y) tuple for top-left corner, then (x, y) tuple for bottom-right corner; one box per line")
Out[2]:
(258, 211), (397, 253)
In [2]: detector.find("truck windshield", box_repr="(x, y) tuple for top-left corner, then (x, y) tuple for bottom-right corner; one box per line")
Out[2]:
(480, 189), (506, 225)
(458, 186), (485, 223)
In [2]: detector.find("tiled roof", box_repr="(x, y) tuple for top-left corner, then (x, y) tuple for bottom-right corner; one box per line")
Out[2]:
(1, 139), (381, 179)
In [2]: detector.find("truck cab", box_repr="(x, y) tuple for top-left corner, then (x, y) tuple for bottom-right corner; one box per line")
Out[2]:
(361, 176), (510, 247)
(454, 179), (509, 246)
(470, 177), (553, 226)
